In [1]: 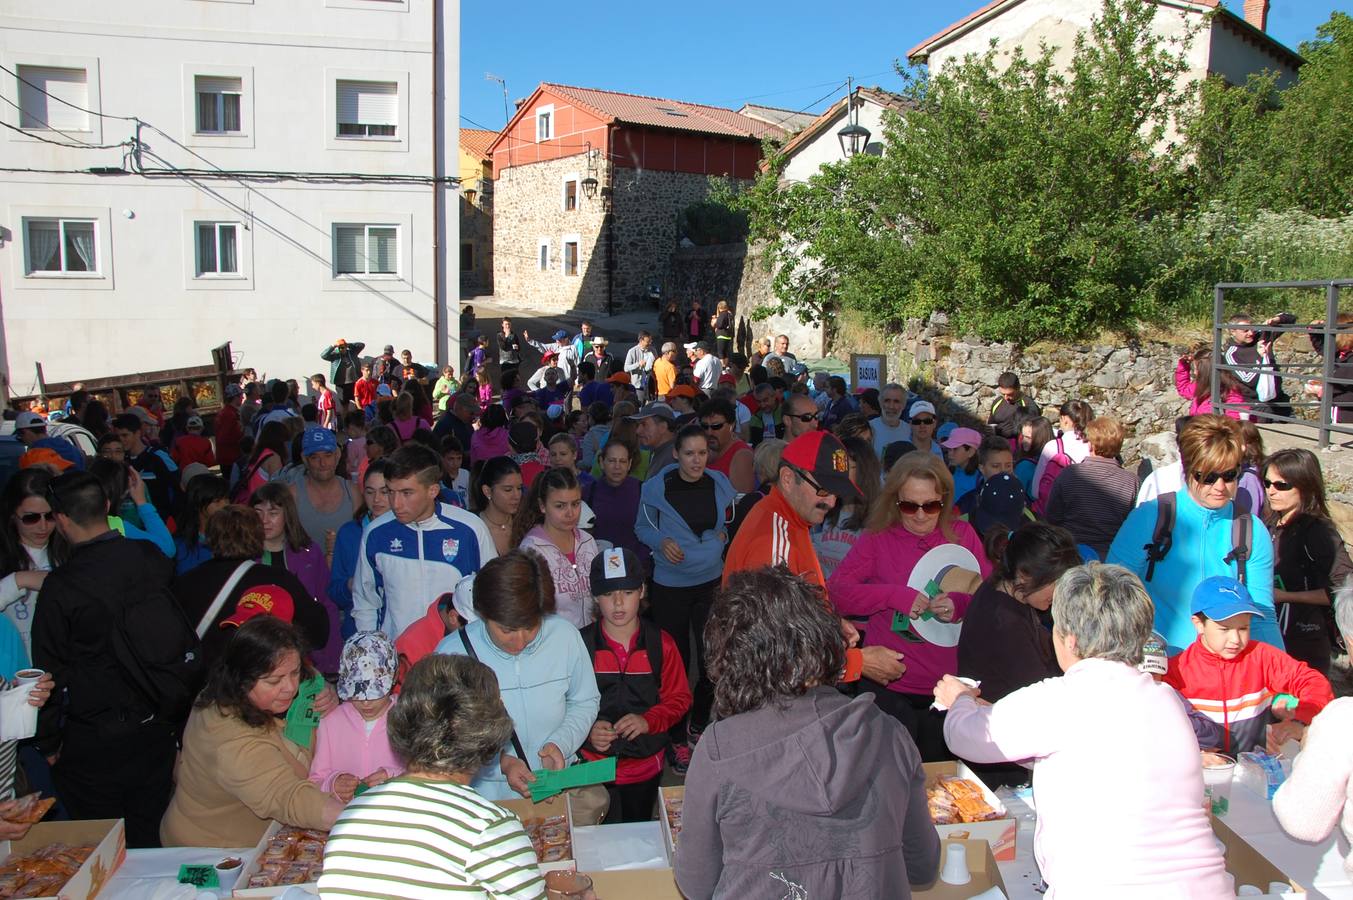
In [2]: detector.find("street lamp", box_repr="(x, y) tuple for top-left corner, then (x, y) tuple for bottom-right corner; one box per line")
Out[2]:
(580, 175), (599, 199)
(836, 76), (871, 158)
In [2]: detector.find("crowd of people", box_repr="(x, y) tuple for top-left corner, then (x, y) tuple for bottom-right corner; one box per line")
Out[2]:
(0, 303), (1350, 899)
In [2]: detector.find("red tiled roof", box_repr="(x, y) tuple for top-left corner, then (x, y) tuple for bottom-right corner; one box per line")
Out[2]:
(543, 83), (787, 141)
(907, 0), (1299, 68)
(459, 128), (498, 160)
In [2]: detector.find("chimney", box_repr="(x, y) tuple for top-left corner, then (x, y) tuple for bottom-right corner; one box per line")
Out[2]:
(1243, 0), (1269, 31)
(514, 97), (528, 111)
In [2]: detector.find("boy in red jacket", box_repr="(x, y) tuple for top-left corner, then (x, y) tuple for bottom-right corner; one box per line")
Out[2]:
(1164, 576), (1332, 755)
(171, 415), (216, 469)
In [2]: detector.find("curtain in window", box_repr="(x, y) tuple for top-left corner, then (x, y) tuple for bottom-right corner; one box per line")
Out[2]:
(26, 221), (60, 272)
(197, 92), (218, 132)
(368, 227), (397, 274)
(219, 225), (237, 273)
(222, 94), (241, 132)
(65, 222), (95, 272)
(334, 226), (362, 274)
(197, 223), (217, 273)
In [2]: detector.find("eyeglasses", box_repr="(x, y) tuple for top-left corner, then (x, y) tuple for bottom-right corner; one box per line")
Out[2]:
(17, 512), (55, 525)
(910, 417), (936, 426)
(700, 420), (728, 431)
(787, 412), (819, 424)
(1192, 468), (1240, 485)
(897, 499), (945, 515)
(1263, 478), (1294, 492)
(789, 465), (830, 498)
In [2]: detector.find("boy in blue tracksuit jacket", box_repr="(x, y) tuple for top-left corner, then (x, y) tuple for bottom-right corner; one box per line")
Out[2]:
(1107, 486), (1279, 655)
(635, 463), (737, 588)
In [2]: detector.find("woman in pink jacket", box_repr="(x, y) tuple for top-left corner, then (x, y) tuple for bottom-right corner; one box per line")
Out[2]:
(828, 452), (990, 761)
(309, 632), (404, 800)
(935, 563), (1232, 899)
(514, 467), (599, 628)
(1175, 350), (1245, 418)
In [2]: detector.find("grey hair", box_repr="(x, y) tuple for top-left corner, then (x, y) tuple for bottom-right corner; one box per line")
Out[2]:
(1051, 563), (1155, 666)
(881, 382), (907, 396)
(387, 654), (513, 776)
(1336, 577), (1353, 645)
(753, 439), (787, 483)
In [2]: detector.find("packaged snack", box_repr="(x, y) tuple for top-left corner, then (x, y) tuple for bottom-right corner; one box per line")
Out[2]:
(927, 777), (1000, 824)
(2, 794), (55, 826)
(277, 864), (314, 885)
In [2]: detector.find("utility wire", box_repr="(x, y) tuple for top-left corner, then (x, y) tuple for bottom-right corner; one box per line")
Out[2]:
(0, 92), (129, 149)
(0, 116), (130, 150)
(0, 62), (138, 122)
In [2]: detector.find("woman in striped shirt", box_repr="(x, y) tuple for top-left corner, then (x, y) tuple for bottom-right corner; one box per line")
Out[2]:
(319, 653), (544, 899)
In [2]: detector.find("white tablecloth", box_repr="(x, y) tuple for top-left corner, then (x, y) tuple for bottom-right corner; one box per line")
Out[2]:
(101, 846), (254, 900)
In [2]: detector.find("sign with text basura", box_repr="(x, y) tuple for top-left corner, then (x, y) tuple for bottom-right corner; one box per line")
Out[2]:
(850, 354), (886, 392)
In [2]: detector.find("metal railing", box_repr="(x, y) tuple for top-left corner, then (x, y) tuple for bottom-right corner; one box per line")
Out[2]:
(1211, 280), (1353, 448)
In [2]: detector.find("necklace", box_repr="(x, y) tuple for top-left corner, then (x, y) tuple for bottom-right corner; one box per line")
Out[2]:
(483, 512), (510, 531)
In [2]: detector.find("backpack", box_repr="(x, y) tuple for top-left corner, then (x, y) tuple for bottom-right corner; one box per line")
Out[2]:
(1143, 490), (1253, 584)
(98, 576), (205, 725)
(1032, 437), (1072, 516)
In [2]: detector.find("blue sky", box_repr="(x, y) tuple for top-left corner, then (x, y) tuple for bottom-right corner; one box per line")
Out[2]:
(459, 1), (1351, 132)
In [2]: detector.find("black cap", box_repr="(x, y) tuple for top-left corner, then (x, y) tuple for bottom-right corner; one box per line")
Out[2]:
(590, 547), (646, 593)
(508, 421), (539, 452)
(973, 473), (1027, 535)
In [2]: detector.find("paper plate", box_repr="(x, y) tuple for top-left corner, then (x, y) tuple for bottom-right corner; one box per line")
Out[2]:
(904, 543), (984, 647)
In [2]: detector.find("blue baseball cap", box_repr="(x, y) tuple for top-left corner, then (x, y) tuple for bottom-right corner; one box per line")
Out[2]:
(301, 428), (338, 456)
(552, 329), (569, 341)
(1192, 576), (1267, 622)
(376, 383), (394, 397)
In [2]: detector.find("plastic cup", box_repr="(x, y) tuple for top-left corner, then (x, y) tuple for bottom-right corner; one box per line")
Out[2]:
(13, 669), (42, 687)
(1202, 752), (1236, 817)
(544, 871), (593, 900)
(940, 842), (971, 886)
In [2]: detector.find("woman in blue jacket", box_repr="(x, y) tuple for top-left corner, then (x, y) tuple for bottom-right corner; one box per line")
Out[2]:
(328, 460), (392, 641)
(1107, 415), (1279, 654)
(636, 424), (736, 763)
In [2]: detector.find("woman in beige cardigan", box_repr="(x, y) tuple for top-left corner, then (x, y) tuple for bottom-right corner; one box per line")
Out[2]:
(161, 616), (345, 847)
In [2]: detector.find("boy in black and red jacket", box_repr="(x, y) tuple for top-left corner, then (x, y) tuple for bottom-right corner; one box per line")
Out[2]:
(580, 547), (691, 823)
(1164, 576), (1332, 755)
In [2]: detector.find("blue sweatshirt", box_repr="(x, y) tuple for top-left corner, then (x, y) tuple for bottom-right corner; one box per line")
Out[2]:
(436, 615), (600, 801)
(636, 464), (736, 588)
(1107, 489), (1280, 654)
(328, 517), (366, 640)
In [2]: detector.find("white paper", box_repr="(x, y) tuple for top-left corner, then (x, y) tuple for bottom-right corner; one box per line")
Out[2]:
(0, 684), (37, 741)
(572, 822), (669, 872)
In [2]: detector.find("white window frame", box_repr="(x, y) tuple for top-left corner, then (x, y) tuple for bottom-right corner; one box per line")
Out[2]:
(537, 238), (551, 272)
(183, 66), (254, 149)
(325, 68), (409, 153)
(325, 0), (408, 10)
(321, 212), (413, 292)
(183, 211), (253, 291)
(536, 104), (555, 142)
(561, 233), (581, 278)
(9, 205), (113, 291)
(195, 222), (241, 277)
(561, 172), (579, 212)
(2, 54), (103, 146)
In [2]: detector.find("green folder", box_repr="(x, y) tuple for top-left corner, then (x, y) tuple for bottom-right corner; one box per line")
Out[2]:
(178, 865), (220, 889)
(528, 757), (618, 803)
(283, 675), (326, 749)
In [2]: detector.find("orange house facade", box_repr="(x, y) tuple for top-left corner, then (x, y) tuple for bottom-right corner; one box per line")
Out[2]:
(489, 83), (782, 314)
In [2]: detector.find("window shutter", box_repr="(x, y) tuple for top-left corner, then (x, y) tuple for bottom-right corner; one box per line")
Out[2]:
(334, 226), (362, 274)
(195, 76), (241, 96)
(17, 66), (89, 131)
(368, 227), (397, 274)
(336, 81), (398, 127)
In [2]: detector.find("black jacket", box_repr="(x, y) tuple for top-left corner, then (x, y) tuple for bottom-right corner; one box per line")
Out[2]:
(988, 394), (1040, 439)
(33, 531), (173, 749)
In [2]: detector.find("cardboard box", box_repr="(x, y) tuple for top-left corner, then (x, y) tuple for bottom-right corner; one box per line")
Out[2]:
(922, 761), (1019, 861)
(2, 818), (125, 900)
(914, 838), (1007, 898)
(498, 794), (576, 873)
(1212, 814), (1307, 895)
(231, 821), (326, 898)
(657, 785), (684, 865)
(586, 867), (683, 899)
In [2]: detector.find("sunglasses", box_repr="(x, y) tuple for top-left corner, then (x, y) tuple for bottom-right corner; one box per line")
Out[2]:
(17, 512), (55, 525)
(1192, 468), (1240, 485)
(897, 499), (944, 515)
(910, 417), (936, 426)
(787, 412), (819, 424)
(1263, 478), (1294, 492)
(789, 465), (830, 498)
(700, 420), (728, 431)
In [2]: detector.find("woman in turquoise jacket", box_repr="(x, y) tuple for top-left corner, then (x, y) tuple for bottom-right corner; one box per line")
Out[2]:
(635, 424), (737, 758)
(1107, 415), (1278, 654)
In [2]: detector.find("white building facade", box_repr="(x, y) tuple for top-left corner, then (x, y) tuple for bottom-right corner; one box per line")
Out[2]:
(0, 0), (459, 392)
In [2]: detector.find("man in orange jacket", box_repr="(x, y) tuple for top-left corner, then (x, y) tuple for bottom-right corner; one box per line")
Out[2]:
(724, 431), (905, 686)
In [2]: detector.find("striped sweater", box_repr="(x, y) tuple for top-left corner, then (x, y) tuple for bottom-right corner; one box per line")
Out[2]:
(319, 777), (544, 899)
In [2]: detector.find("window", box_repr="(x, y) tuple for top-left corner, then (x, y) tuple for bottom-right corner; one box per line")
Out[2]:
(563, 179), (578, 211)
(195, 222), (239, 276)
(537, 239), (550, 272)
(536, 105), (554, 141)
(563, 240), (579, 277)
(17, 66), (89, 131)
(195, 76), (242, 134)
(24, 218), (97, 274)
(460, 243), (474, 271)
(336, 80), (398, 138)
(334, 224), (398, 276)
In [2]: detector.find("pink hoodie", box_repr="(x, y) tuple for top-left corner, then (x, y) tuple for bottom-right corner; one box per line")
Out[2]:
(308, 700), (404, 792)
(1175, 358), (1244, 418)
(945, 658), (1232, 898)
(827, 519), (991, 695)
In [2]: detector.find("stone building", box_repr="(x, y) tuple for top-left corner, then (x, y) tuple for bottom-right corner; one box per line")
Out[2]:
(459, 128), (495, 295)
(488, 83), (785, 314)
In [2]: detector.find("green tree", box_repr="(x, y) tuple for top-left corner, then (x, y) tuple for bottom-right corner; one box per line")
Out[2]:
(742, 0), (1207, 343)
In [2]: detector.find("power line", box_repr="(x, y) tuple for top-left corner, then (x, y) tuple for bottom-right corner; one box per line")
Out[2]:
(0, 92), (128, 149)
(0, 116), (129, 150)
(0, 62), (138, 122)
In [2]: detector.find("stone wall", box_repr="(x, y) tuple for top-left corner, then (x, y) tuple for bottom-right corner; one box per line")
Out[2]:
(874, 313), (1320, 467)
(492, 155), (745, 314)
(459, 192), (493, 295)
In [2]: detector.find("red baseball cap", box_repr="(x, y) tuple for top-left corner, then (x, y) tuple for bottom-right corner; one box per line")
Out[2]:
(221, 585), (296, 628)
(781, 431), (862, 502)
